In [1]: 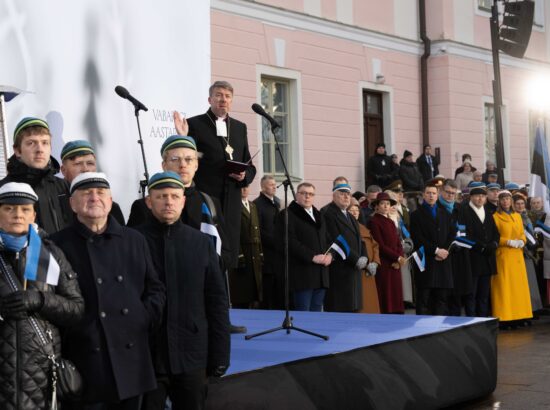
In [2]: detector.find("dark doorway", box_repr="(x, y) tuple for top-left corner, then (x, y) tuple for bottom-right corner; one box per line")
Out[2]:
(363, 90), (384, 188)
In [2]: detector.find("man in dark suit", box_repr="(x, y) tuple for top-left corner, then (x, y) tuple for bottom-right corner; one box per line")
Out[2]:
(51, 172), (165, 409)
(462, 183), (499, 317)
(410, 184), (456, 315)
(275, 182), (332, 311)
(136, 172), (230, 410)
(174, 81), (257, 269)
(416, 144), (439, 183)
(322, 178), (368, 312)
(231, 185), (263, 308)
(253, 175), (282, 309)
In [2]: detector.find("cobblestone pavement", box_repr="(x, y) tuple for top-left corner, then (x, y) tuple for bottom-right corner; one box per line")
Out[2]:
(448, 314), (550, 409)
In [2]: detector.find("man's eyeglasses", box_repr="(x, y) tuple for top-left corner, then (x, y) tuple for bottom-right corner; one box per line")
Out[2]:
(443, 190), (457, 196)
(168, 156), (196, 165)
(298, 191), (315, 198)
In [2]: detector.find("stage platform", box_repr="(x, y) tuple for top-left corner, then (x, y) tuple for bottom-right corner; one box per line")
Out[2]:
(206, 309), (498, 410)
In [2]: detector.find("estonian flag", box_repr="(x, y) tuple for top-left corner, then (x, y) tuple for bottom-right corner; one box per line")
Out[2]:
(535, 220), (550, 239)
(412, 246), (425, 272)
(529, 123), (550, 214)
(330, 234), (350, 260)
(452, 236), (476, 249)
(24, 226), (60, 286)
(200, 203), (222, 256)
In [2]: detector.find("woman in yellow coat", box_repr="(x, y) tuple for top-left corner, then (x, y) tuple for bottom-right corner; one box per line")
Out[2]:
(492, 190), (533, 326)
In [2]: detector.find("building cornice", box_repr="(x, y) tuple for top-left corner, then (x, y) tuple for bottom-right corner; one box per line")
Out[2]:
(211, 0), (422, 55)
(211, 0), (550, 72)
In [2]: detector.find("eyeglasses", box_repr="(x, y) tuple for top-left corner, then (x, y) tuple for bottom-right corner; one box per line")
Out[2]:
(443, 190), (457, 196)
(168, 156), (196, 165)
(298, 191), (315, 197)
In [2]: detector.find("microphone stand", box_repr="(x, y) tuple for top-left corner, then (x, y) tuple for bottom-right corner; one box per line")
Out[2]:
(133, 105), (149, 198)
(245, 122), (328, 341)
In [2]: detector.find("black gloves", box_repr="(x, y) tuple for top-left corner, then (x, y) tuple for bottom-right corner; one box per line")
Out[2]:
(207, 365), (228, 378)
(1, 290), (44, 320)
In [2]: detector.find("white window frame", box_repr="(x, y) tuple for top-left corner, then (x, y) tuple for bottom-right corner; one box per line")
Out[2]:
(256, 65), (303, 182)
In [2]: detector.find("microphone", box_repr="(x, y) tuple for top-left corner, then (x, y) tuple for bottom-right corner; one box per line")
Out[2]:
(251, 103), (280, 130)
(114, 85), (148, 112)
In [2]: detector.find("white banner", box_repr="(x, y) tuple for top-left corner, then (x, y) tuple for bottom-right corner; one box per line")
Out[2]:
(0, 0), (211, 217)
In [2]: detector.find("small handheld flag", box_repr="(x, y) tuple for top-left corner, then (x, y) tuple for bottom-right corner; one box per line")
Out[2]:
(24, 226), (60, 286)
(412, 246), (425, 272)
(200, 203), (222, 256)
(525, 224), (537, 246)
(451, 236), (476, 250)
(535, 220), (550, 239)
(329, 234), (350, 260)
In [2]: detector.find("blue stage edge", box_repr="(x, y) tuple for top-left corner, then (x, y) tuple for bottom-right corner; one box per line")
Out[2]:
(207, 309), (498, 410)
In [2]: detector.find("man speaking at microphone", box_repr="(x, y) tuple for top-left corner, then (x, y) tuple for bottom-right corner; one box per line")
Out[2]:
(174, 81), (256, 269)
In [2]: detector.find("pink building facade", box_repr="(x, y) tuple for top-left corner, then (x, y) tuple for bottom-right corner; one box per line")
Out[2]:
(210, 0), (550, 204)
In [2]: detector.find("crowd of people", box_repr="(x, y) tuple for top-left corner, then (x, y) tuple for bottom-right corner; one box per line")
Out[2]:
(1, 79), (548, 410)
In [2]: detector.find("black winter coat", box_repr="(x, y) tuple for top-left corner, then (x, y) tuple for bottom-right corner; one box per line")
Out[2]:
(410, 204), (456, 289)
(51, 217), (165, 402)
(322, 202), (366, 312)
(253, 193), (281, 277)
(135, 219), (230, 375)
(127, 184), (232, 271)
(275, 201), (329, 291)
(188, 109), (257, 268)
(0, 234), (84, 410)
(416, 154), (439, 182)
(1, 156), (71, 234)
(367, 153), (398, 187)
(399, 160), (424, 192)
(462, 203), (499, 276)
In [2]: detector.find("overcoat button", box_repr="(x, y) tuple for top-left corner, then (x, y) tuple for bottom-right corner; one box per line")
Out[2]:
(121, 308), (129, 315)
(100, 311), (106, 318)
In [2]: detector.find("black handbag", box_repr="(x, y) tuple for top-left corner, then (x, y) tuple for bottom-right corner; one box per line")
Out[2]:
(50, 355), (83, 401)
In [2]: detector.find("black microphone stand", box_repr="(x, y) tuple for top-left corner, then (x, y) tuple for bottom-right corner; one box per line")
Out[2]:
(133, 106), (149, 198)
(245, 122), (328, 341)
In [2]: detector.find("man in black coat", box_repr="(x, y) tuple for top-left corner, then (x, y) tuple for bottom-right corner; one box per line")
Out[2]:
(322, 179), (369, 312)
(253, 175), (282, 309)
(174, 81), (257, 269)
(366, 142), (398, 189)
(127, 135), (232, 271)
(416, 144), (439, 183)
(275, 182), (332, 311)
(1, 117), (72, 233)
(462, 184), (499, 317)
(437, 179), (472, 316)
(399, 150), (424, 192)
(51, 172), (166, 409)
(410, 184), (456, 315)
(135, 171), (230, 410)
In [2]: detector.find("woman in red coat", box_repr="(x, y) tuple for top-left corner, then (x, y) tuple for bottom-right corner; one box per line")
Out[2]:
(367, 192), (406, 313)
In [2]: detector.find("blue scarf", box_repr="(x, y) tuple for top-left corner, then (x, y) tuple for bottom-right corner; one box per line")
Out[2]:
(0, 230), (28, 252)
(422, 202), (437, 219)
(438, 196), (455, 214)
